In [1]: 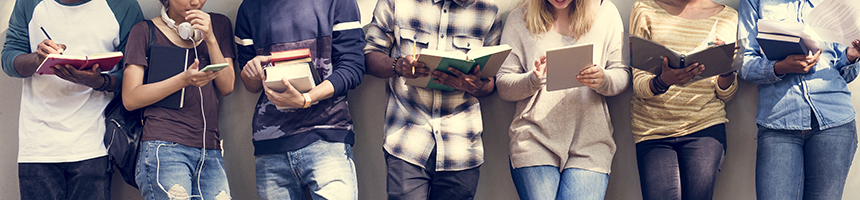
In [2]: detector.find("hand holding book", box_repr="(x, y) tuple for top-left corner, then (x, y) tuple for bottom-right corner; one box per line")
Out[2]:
(773, 49), (822, 76)
(658, 57), (705, 86)
(52, 63), (104, 88)
(430, 65), (491, 95)
(262, 77), (306, 109)
(576, 65), (604, 88)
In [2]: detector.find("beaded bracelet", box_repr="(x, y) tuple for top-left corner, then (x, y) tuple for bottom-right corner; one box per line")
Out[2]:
(392, 56), (402, 76)
(94, 74), (110, 91)
(652, 76), (670, 94)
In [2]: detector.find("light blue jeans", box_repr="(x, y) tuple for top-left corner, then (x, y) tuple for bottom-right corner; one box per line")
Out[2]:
(510, 165), (609, 200)
(135, 140), (231, 200)
(255, 140), (357, 200)
(756, 121), (857, 200)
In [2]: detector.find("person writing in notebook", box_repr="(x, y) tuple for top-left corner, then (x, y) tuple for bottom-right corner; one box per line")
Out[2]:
(739, 0), (860, 199)
(364, 0), (500, 198)
(121, 0), (235, 199)
(1, 0), (142, 199)
(628, 0), (739, 199)
(495, 0), (629, 199)
(235, 0), (365, 199)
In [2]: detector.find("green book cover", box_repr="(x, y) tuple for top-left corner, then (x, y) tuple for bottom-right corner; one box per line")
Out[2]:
(405, 45), (511, 91)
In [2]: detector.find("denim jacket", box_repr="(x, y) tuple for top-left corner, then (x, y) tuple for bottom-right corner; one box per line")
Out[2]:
(739, 0), (860, 130)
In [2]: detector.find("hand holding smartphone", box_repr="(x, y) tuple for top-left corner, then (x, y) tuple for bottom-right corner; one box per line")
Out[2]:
(200, 63), (228, 72)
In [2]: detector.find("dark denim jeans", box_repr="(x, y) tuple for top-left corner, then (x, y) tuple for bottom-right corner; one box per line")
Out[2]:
(756, 121), (857, 200)
(18, 156), (111, 200)
(636, 124), (727, 200)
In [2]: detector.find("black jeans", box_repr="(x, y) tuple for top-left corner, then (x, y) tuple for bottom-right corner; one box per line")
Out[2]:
(636, 124), (727, 200)
(385, 148), (480, 200)
(19, 156), (112, 200)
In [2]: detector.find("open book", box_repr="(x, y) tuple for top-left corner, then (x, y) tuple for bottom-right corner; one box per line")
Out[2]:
(404, 44), (511, 91)
(546, 43), (592, 91)
(630, 35), (740, 78)
(35, 52), (123, 75)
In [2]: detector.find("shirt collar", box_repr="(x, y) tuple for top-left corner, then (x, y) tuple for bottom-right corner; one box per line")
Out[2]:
(433, 0), (474, 7)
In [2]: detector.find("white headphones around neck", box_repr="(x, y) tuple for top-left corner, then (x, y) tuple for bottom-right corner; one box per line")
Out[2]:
(161, 6), (198, 41)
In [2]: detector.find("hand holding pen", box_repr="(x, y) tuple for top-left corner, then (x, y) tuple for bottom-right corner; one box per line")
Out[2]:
(36, 24), (66, 60)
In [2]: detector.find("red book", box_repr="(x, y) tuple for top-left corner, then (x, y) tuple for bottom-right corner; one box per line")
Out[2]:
(270, 48), (311, 62)
(35, 52), (123, 75)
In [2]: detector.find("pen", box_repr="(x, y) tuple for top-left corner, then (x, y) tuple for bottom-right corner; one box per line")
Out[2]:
(412, 42), (417, 74)
(39, 24), (52, 40)
(39, 24), (63, 55)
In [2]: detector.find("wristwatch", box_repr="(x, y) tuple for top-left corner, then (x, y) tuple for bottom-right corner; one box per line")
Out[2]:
(301, 93), (313, 108)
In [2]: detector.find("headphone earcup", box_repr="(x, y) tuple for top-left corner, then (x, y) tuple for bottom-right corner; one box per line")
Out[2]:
(177, 22), (194, 40)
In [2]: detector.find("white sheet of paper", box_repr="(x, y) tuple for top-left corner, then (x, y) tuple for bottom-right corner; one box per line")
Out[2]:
(807, 0), (860, 46)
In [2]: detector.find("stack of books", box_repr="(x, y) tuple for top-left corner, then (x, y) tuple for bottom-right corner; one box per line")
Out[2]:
(264, 48), (321, 93)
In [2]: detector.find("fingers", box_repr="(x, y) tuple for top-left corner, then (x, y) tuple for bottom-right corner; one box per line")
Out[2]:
(42, 40), (62, 53)
(37, 40), (62, 58)
(809, 49), (822, 64)
(52, 64), (72, 78)
(448, 67), (467, 78)
(412, 61), (430, 77)
(661, 57), (670, 70)
(91, 63), (102, 73)
(533, 55), (548, 77)
(853, 39), (860, 50)
(684, 62), (700, 72)
(243, 56), (268, 80)
(281, 77), (297, 93)
(713, 37), (725, 46)
(471, 64), (482, 77)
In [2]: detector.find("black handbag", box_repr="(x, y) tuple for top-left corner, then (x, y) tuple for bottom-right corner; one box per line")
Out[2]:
(103, 20), (158, 189)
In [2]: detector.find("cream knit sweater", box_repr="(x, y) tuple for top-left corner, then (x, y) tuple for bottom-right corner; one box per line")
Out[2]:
(496, 2), (629, 174)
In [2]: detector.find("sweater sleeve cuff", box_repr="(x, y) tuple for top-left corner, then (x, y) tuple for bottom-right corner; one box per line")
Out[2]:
(528, 71), (545, 91)
(327, 74), (347, 97)
(2, 52), (26, 78)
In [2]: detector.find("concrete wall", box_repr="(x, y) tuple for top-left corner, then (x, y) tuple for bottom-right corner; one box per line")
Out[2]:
(0, 0), (858, 199)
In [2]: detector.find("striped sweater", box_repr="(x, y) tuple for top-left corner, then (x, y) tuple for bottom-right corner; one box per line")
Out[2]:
(629, 0), (739, 143)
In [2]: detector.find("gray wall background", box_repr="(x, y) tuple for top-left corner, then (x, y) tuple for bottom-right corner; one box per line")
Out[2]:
(0, 0), (858, 199)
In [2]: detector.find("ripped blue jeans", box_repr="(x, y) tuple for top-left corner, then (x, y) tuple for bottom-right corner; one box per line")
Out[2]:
(135, 140), (231, 200)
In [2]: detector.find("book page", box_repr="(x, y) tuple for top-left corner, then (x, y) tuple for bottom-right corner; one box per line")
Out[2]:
(690, 19), (720, 53)
(87, 52), (123, 59)
(807, 0), (860, 46)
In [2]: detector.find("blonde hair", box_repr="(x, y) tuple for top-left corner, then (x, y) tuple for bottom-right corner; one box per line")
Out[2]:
(522, 0), (595, 39)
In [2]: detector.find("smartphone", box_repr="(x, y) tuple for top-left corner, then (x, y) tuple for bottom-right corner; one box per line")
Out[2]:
(200, 63), (228, 72)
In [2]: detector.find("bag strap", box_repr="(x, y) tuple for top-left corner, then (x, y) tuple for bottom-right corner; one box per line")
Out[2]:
(146, 20), (155, 62)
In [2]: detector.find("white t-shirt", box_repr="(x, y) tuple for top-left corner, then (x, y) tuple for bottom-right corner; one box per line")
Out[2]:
(17, 0), (121, 163)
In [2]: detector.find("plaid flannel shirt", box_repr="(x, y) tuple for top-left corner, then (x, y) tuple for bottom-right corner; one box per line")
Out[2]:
(364, 0), (501, 171)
